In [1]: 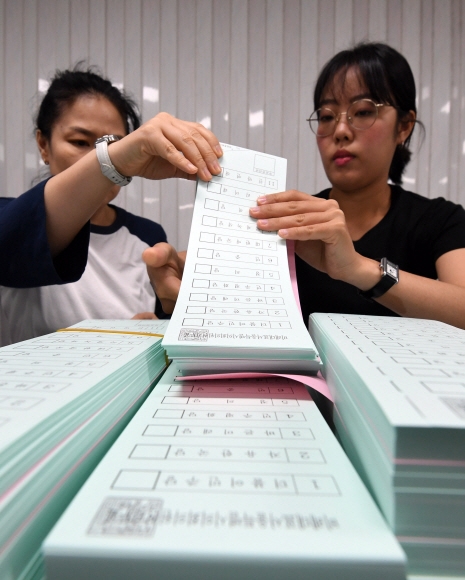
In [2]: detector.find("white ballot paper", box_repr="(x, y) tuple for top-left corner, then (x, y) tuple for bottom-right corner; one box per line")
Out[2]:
(44, 364), (406, 580)
(162, 144), (320, 374)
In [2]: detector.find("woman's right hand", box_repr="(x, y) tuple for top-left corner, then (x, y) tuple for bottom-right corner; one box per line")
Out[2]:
(110, 112), (223, 182)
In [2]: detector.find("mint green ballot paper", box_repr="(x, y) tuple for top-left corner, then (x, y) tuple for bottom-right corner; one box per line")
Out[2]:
(0, 319), (169, 580)
(44, 364), (406, 580)
(309, 314), (465, 576)
(162, 144), (320, 374)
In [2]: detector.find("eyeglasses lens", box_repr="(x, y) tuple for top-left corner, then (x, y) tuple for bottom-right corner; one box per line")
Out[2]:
(309, 108), (335, 136)
(349, 100), (378, 130)
(308, 99), (378, 136)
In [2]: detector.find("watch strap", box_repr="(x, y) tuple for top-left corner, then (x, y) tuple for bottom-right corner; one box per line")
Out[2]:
(359, 258), (399, 301)
(95, 135), (132, 187)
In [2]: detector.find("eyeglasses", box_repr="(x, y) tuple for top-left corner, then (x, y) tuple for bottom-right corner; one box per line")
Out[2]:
(307, 99), (392, 137)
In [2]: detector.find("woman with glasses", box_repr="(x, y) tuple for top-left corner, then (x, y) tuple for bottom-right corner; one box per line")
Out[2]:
(249, 42), (465, 328)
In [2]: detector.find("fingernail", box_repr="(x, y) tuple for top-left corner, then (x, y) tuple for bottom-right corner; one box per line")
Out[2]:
(202, 168), (212, 180)
(279, 229), (288, 237)
(212, 161), (221, 173)
(257, 196), (267, 204)
(186, 162), (197, 172)
(214, 145), (223, 156)
(249, 207), (259, 216)
(257, 219), (269, 227)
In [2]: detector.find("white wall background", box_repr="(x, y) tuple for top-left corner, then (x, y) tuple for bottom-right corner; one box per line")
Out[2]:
(1, 0), (464, 250)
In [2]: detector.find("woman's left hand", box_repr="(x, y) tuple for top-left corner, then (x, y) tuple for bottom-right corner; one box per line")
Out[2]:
(249, 190), (465, 330)
(249, 190), (380, 289)
(143, 243), (186, 314)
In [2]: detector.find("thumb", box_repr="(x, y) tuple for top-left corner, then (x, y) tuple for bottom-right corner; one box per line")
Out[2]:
(142, 242), (177, 268)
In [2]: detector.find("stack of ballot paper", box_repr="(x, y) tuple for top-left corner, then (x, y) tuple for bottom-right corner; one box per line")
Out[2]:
(162, 144), (321, 375)
(0, 319), (169, 580)
(309, 313), (465, 577)
(44, 364), (406, 580)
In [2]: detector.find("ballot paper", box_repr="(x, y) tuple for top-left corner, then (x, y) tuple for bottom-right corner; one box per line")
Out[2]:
(0, 319), (169, 580)
(309, 314), (465, 459)
(44, 363), (406, 580)
(0, 319), (168, 495)
(162, 144), (320, 374)
(309, 313), (465, 577)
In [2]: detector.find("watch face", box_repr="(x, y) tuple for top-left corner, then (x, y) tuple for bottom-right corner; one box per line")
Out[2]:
(386, 264), (397, 277)
(95, 135), (119, 145)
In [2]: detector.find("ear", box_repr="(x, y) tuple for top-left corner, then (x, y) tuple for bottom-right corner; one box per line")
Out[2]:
(396, 110), (416, 145)
(36, 130), (50, 165)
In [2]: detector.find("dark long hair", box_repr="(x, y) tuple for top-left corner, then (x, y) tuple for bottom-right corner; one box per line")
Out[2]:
(35, 63), (141, 140)
(314, 42), (422, 185)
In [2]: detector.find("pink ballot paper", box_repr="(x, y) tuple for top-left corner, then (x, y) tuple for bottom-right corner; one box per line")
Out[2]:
(287, 239), (302, 316)
(176, 372), (332, 402)
(162, 143), (321, 376)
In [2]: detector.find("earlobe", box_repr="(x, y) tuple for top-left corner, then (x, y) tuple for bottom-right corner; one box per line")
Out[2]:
(36, 130), (50, 165)
(397, 110), (416, 145)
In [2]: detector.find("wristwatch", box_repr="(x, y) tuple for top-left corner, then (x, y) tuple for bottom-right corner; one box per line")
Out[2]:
(95, 135), (132, 186)
(359, 257), (399, 301)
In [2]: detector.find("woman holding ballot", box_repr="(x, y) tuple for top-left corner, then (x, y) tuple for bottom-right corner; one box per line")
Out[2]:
(0, 111), (220, 289)
(147, 42), (465, 329)
(0, 118), (220, 289)
(0, 67), (222, 343)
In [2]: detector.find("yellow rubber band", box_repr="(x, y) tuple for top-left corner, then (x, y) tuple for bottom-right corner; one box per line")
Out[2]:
(56, 328), (165, 338)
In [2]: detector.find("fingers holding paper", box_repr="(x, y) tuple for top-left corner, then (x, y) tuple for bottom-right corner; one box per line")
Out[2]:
(143, 242), (185, 314)
(154, 114), (223, 181)
(249, 190), (345, 235)
(249, 190), (367, 285)
(109, 113), (223, 183)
